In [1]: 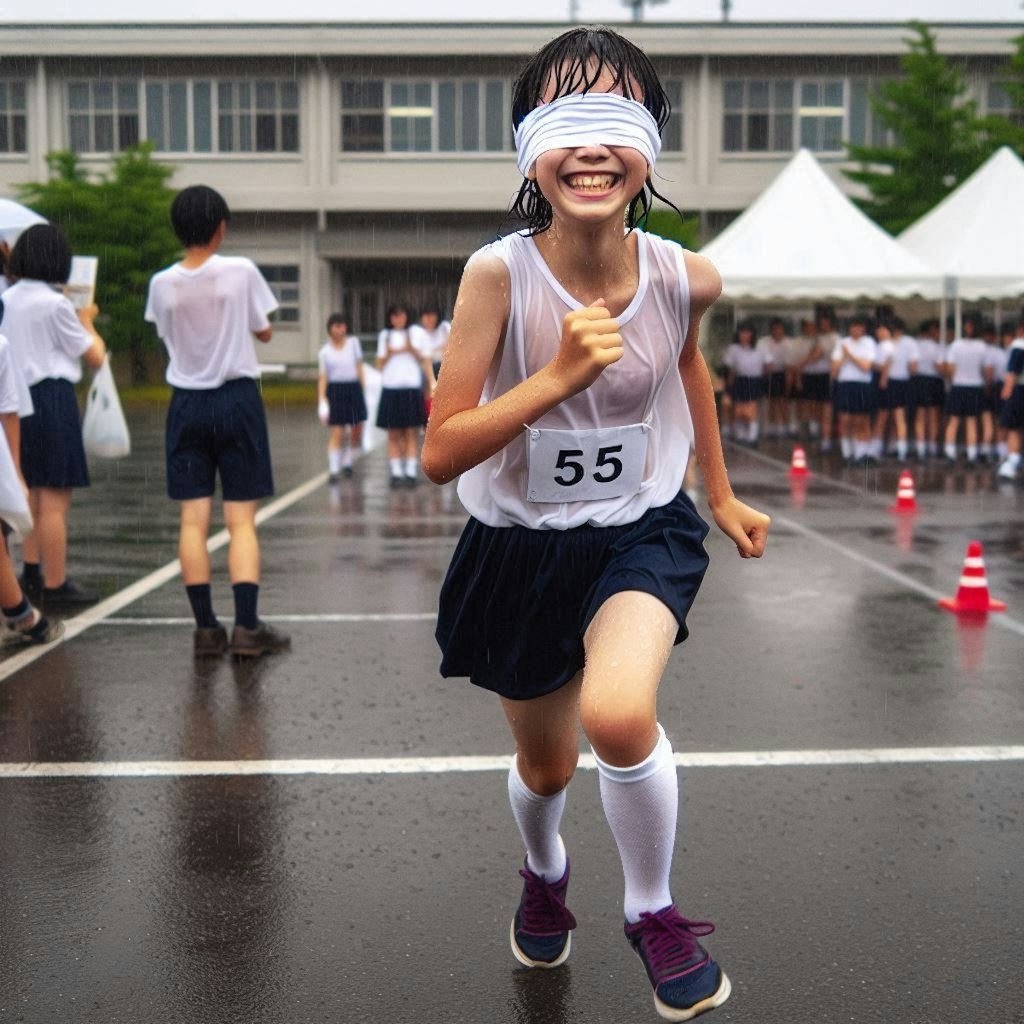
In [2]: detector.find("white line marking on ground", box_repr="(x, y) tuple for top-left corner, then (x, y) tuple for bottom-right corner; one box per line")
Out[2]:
(0, 471), (330, 684)
(772, 514), (1024, 638)
(99, 613), (436, 625)
(2, 746), (1023, 779)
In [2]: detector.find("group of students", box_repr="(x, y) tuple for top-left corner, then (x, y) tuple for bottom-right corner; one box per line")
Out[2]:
(720, 312), (1024, 479)
(0, 224), (107, 647)
(315, 303), (449, 488)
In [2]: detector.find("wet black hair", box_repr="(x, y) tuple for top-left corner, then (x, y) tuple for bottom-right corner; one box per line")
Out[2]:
(170, 185), (230, 247)
(326, 312), (348, 332)
(420, 303), (443, 320)
(509, 26), (678, 235)
(386, 304), (409, 325)
(769, 317), (786, 331)
(848, 313), (869, 329)
(8, 223), (73, 284)
(890, 316), (905, 333)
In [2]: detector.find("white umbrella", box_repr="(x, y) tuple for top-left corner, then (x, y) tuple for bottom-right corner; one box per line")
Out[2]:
(0, 198), (46, 247)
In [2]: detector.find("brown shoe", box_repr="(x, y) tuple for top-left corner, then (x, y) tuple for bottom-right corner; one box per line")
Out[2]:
(229, 620), (291, 658)
(194, 625), (228, 657)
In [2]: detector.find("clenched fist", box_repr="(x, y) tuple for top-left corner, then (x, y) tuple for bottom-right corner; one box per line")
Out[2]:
(549, 299), (624, 396)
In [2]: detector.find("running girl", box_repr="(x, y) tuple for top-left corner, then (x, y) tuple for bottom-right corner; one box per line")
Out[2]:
(422, 27), (769, 1022)
(317, 312), (367, 482)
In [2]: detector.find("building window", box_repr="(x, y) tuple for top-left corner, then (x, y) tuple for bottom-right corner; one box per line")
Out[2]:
(68, 78), (299, 154)
(340, 77), (512, 153)
(723, 79), (794, 153)
(848, 78), (892, 147)
(798, 79), (844, 152)
(986, 81), (1024, 127)
(259, 264), (300, 323)
(67, 79), (140, 153)
(662, 79), (684, 152)
(0, 81), (28, 153)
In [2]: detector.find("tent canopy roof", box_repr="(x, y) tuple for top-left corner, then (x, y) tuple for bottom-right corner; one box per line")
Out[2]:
(899, 146), (1024, 301)
(699, 149), (941, 301)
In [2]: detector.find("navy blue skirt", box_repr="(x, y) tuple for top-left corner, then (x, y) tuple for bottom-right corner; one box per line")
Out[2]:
(376, 386), (426, 430)
(912, 375), (946, 408)
(945, 385), (983, 417)
(801, 372), (831, 402)
(21, 378), (90, 489)
(732, 375), (763, 403)
(878, 378), (912, 410)
(999, 386), (1024, 430)
(766, 370), (786, 398)
(437, 491), (710, 701)
(832, 381), (873, 414)
(327, 381), (367, 425)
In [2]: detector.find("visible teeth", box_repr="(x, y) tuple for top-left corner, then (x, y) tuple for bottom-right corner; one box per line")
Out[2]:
(567, 173), (616, 191)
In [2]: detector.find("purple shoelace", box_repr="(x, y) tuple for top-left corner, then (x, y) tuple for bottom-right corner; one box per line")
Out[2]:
(517, 867), (577, 935)
(630, 907), (715, 982)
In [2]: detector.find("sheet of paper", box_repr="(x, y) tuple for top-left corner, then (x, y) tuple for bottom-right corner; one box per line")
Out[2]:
(64, 255), (98, 310)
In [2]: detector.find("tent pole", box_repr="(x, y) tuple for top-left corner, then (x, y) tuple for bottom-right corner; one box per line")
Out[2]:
(955, 296), (962, 340)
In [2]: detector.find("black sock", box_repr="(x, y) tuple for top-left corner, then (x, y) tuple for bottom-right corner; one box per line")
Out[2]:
(22, 562), (41, 582)
(232, 582), (259, 630)
(185, 584), (220, 629)
(2, 597), (31, 622)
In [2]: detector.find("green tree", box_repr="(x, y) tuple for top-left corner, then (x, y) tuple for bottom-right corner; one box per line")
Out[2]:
(641, 205), (700, 250)
(17, 144), (180, 382)
(844, 21), (989, 234)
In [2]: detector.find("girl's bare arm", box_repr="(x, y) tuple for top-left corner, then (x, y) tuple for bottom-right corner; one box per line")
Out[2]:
(421, 254), (622, 484)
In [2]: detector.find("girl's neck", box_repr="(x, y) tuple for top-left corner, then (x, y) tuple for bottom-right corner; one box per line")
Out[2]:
(533, 215), (638, 314)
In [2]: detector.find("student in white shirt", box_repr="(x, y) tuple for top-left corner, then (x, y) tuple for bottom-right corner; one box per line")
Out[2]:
(997, 322), (1024, 480)
(375, 304), (435, 488)
(0, 332), (62, 644)
(316, 312), (367, 482)
(939, 316), (990, 463)
(796, 312), (838, 452)
(785, 318), (816, 438)
(871, 317), (918, 462)
(2, 223), (106, 606)
(723, 320), (768, 444)
(831, 315), (877, 464)
(145, 185), (289, 659)
(419, 304), (451, 380)
(422, 29), (769, 1020)
(755, 318), (788, 438)
(980, 321), (1007, 463)
(911, 319), (945, 460)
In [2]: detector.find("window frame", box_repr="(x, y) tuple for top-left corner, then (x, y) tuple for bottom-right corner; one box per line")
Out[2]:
(0, 79), (28, 156)
(258, 263), (302, 325)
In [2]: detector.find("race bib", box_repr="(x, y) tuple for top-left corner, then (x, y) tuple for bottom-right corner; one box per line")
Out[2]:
(526, 422), (649, 504)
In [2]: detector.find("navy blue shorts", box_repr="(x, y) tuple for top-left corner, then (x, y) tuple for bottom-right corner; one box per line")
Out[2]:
(327, 381), (367, 426)
(377, 387), (426, 430)
(766, 370), (786, 399)
(21, 378), (90, 489)
(878, 378), (912, 410)
(436, 490), (710, 701)
(832, 381), (872, 414)
(166, 378), (274, 502)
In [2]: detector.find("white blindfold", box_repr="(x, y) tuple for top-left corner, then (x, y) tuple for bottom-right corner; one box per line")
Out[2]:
(514, 92), (662, 177)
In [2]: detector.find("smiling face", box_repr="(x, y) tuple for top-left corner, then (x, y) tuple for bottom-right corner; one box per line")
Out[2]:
(528, 64), (650, 228)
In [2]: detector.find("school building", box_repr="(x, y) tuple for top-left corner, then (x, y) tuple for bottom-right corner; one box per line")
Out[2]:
(1, 20), (1020, 363)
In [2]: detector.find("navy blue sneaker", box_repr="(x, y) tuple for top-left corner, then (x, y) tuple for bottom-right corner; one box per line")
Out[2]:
(624, 906), (731, 1021)
(510, 859), (576, 968)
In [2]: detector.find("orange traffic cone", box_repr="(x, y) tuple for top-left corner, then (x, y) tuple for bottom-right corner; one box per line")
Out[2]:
(938, 541), (1007, 614)
(889, 469), (919, 514)
(789, 446), (809, 478)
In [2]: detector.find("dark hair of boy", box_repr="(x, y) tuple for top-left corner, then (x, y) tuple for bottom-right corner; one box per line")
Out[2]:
(509, 26), (679, 235)
(170, 185), (231, 247)
(386, 303), (408, 321)
(891, 316), (905, 332)
(849, 314), (868, 328)
(420, 303), (442, 318)
(8, 223), (73, 284)
(326, 313), (348, 332)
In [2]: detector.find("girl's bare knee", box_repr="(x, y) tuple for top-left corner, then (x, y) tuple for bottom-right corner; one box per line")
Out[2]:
(515, 752), (578, 796)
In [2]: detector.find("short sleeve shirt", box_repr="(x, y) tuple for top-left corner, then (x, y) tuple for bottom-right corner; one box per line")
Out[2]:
(377, 327), (428, 389)
(145, 254), (278, 390)
(833, 334), (877, 384)
(318, 337), (363, 382)
(0, 279), (92, 387)
(0, 334), (32, 416)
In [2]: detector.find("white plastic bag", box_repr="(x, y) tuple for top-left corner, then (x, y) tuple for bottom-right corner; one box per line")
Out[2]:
(0, 427), (31, 536)
(82, 355), (131, 459)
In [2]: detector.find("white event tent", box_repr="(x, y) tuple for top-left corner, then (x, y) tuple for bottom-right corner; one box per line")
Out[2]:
(700, 149), (941, 301)
(899, 146), (1024, 302)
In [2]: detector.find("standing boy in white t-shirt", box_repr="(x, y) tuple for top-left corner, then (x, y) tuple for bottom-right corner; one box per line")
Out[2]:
(145, 185), (289, 659)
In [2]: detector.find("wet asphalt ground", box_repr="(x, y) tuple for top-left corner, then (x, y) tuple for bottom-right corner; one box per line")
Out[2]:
(1, 402), (1022, 1024)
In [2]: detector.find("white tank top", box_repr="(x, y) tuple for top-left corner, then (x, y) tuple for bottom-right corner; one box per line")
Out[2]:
(457, 230), (694, 530)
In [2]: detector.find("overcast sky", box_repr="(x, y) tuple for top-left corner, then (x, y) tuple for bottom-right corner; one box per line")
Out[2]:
(0, 0), (1020, 22)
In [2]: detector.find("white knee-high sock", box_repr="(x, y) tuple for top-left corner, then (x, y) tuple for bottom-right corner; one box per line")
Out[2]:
(508, 757), (568, 882)
(594, 724), (678, 923)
